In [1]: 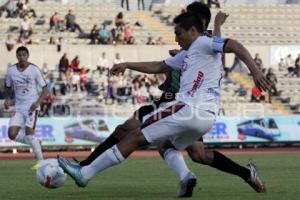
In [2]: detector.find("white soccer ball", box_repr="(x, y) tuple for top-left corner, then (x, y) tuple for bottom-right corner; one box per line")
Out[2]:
(36, 159), (67, 189)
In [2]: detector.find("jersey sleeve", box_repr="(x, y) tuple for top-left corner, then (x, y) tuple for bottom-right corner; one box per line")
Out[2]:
(164, 50), (187, 70)
(5, 70), (12, 87)
(34, 67), (47, 88)
(211, 36), (226, 53)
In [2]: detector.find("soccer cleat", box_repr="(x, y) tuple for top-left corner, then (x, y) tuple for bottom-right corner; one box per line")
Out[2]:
(177, 172), (197, 198)
(246, 162), (266, 193)
(57, 155), (89, 187)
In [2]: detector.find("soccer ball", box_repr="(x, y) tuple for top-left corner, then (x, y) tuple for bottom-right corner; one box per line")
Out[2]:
(36, 159), (67, 189)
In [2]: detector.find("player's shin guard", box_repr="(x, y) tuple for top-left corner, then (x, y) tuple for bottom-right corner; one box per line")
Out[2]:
(164, 148), (190, 181)
(81, 145), (125, 180)
(25, 135), (43, 161)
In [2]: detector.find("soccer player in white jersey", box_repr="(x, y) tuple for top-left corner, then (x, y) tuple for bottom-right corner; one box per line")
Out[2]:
(4, 46), (49, 161)
(57, 11), (271, 194)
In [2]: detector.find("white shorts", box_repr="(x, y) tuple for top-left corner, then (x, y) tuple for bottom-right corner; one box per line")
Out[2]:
(141, 101), (215, 150)
(9, 110), (39, 129)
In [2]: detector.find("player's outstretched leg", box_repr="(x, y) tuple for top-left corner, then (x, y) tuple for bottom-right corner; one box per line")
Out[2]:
(58, 129), (148, 187)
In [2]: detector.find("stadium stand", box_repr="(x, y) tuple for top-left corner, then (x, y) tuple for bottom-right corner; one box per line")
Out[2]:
(0, 0), (300, 117)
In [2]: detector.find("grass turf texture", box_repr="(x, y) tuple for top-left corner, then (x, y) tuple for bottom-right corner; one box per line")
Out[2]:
(0, 153), (299, 200)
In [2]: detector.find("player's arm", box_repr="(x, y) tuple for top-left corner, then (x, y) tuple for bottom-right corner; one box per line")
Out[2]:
(4, 72), (13, 109)
(111, 61), (171, 75)
(4, 86), (12, 109)
(213, 11), (229, 37)
(223, 39), (272, 92)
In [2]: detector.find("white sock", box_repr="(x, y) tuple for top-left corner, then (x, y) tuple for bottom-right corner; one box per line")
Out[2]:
(25, 135), (43, 161)
(81, 145), (125, 180)
(14, 129), (26, 144)
(164, 148), (190, 181)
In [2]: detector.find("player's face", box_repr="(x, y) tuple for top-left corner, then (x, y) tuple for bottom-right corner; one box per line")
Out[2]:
(16, 50), (29, 65)
(174, 25), (194, 50)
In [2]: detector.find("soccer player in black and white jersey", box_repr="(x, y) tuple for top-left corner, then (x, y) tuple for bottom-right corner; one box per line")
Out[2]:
(4, 46), (49, 162)
(58, 7), (271, 196)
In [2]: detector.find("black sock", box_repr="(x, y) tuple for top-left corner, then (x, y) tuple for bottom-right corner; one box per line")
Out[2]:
(210, 151), (250, 181)
(79, 135), (120, 166)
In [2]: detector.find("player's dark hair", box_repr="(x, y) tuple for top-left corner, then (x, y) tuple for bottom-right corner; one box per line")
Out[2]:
(186, 2), (211, 29)
(16, 46), (29, 55)
(173, 11), (205, 33)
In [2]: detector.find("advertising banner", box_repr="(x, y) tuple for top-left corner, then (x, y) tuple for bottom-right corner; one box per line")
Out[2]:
(0, 115), (299, 147)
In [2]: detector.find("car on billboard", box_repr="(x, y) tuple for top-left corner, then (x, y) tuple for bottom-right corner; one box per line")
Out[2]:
(64, 119), (110, 143)
(237, 118), (281, 141)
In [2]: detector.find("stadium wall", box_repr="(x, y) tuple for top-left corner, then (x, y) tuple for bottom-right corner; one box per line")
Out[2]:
(0, 115), (299, 148)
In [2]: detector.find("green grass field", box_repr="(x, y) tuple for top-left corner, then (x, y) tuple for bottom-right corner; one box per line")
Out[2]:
(0, 153), (299, 200)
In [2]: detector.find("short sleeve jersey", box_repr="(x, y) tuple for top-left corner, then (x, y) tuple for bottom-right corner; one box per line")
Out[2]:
(164, 36), (226, 114)
(5, 63), (47, 111)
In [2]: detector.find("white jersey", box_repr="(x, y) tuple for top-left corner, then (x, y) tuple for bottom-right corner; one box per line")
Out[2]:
(164, 36), (225, 114)
(5, 63), (47, 111)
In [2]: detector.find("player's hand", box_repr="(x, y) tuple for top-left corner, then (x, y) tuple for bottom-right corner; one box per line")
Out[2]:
(169, 49), (180, 57)
(30, 101), (40, 112)
(214, 11), (229, 27)
(252, 70), (273, 92)
(4, 99), (9, 110)
(110, 63), (127, 75)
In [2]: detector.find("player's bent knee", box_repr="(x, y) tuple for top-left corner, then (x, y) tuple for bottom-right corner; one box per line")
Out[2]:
(158, 141), (175, 158)
(114, 124), (128, 140)
(8, 129), (18, 140)
(188, 149), (209, 165)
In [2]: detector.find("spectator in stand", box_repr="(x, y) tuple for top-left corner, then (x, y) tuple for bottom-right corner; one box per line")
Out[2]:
(121, 0), (129, 11)
(56, 37), (64, 52)
(234, 85), (247, 97)
(17, 0), (36, 18)
(58, 53), (69, 79)
(207, 0), (221, 8)
(48, 11), (60, 32)
(113, 53), (124, 65)
(71, 70), (80, 92)
(70, 56), (80, 72)
(254, 53), (263, 68)
(250, 85), (265, 103)
(19, 15), (32, 39)
(22, 2), (36, 18)
(98, 24), (112, 44)
(41, 76), (55, 117)
(0, 0), (17, 18)
(266, 68), (278, 103)
(89, 25), (99, 44)
(146, 36), (155, 45)
(49, 36), (56, 45)
(285, 54), (295, 76)
(5, 34), (15, 51)
(115, 12), (125, 28)
(96, 52), (109, 73)
(126, 36), (135, 45)
(294, 54), (300, 78)
(156, 36), (165, 45)
(79, 68), (89, 91)
(138, 0), (145, 10)
(65, 9), (83, 33)
(278, 58), (286, 71)
(115, 33), (124, 45)
(123, 23), (133, 42)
